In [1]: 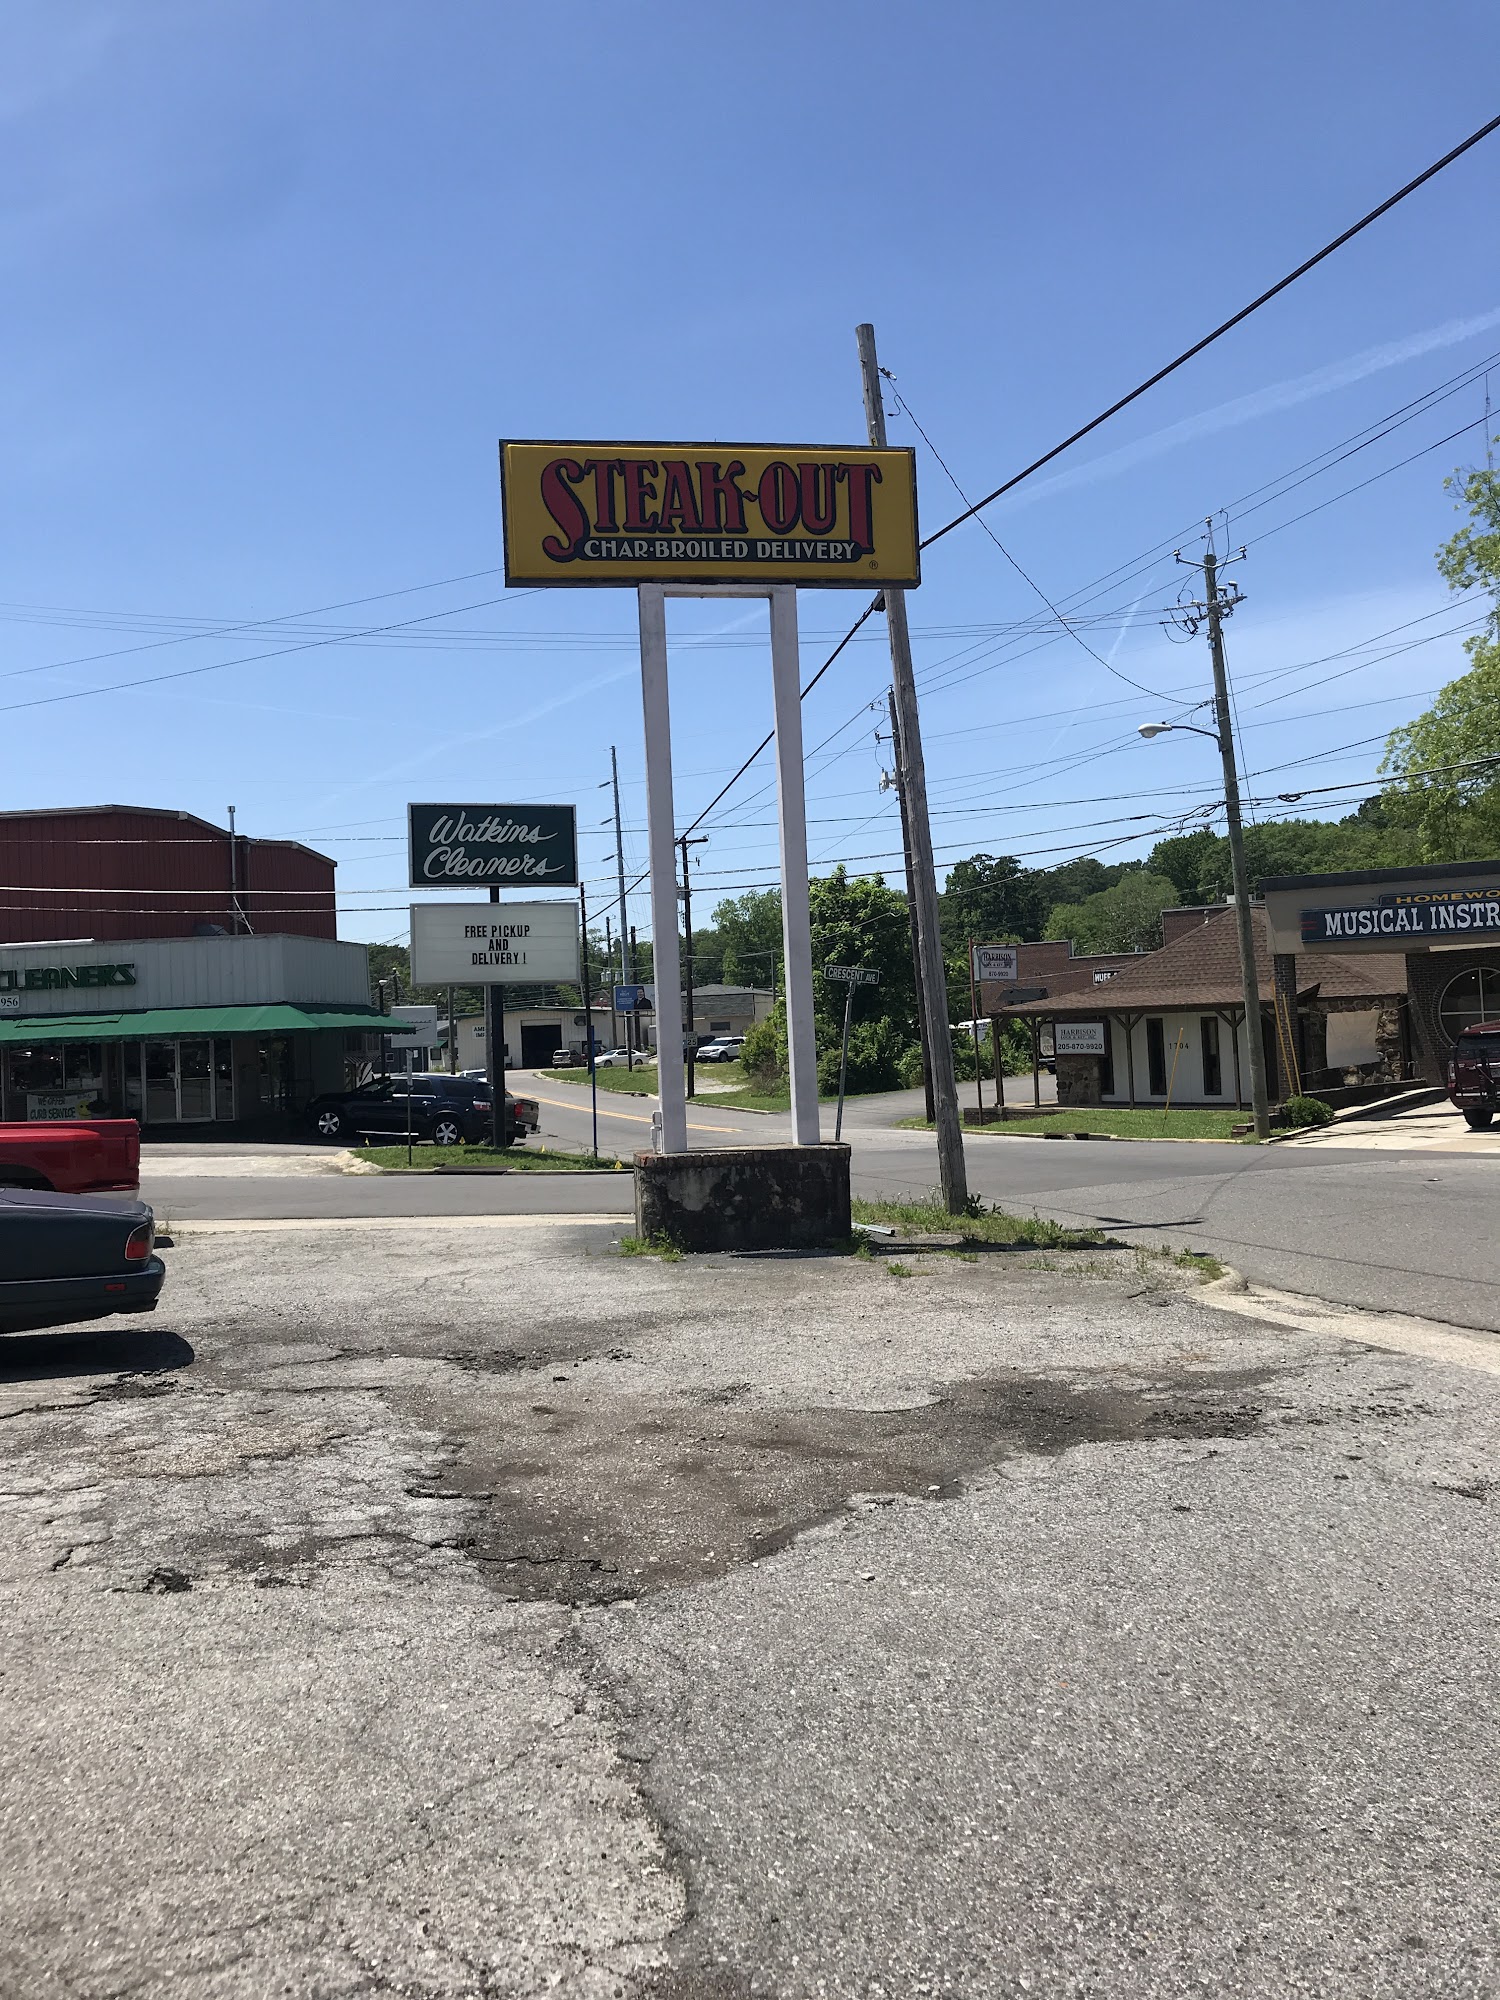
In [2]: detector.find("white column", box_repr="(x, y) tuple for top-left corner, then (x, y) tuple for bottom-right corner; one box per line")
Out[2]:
(769, 585), (820, 1145)
(637, 585), (687, 1153)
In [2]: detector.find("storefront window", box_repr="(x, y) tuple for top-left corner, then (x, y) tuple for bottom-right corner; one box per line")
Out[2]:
(63, 1043), (104, 1095)
(8, 1046), (64, 1096)
(214, 1039), (235, 1121)
(1200, 1017), (1222, 1096)
(1439, 966), (1500, 1043)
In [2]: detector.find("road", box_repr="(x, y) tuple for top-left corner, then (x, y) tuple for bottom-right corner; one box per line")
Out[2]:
(4, 1219), (1498, 1996)
(140, 1075), (1500, 1333)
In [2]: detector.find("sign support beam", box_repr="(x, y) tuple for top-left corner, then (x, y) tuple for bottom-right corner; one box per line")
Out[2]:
(637, 584), (688, 1153)
(768, 585), (821, 1146)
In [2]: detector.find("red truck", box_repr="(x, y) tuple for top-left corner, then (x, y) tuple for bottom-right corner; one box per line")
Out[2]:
(0, 1120), (141, 1194)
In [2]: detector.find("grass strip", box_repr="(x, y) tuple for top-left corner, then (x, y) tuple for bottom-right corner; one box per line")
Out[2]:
(898, 1107), (1243, 1141)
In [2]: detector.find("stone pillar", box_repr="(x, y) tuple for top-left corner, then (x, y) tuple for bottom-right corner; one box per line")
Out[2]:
(1055, 1054), (1101, 1107)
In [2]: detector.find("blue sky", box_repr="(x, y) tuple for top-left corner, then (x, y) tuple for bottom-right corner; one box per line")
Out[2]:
(2, 0), (1497, 947)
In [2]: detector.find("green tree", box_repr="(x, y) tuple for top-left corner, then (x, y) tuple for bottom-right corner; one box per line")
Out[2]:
(741, 868), (919, 1091)
(940, 854), (1046, 950)
(1044, 870), (1179, 954)
(1380, 461), (1500, 859)
(1146, 828), (1221, 903)
(696, 887), (783, 988)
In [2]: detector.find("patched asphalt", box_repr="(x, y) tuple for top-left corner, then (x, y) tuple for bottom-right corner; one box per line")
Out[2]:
(1, 1221), (1496, 1995)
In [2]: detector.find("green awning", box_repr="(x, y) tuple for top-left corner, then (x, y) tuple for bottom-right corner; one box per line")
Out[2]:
(0, 1004), (395, 1045)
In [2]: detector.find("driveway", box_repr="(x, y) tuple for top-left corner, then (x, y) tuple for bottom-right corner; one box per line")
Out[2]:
(2, 1221), (1497, 1996)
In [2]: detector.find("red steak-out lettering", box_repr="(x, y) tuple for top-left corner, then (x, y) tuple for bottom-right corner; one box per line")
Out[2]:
(540, 458), (588, 560)
(757, 460), (801, 534)
(657, 460), (704, 533)
(620, 459), (661, 531)
(697, 460), (748, 532)
(799, 461), (839, 535)
(841, 462), (882, 552)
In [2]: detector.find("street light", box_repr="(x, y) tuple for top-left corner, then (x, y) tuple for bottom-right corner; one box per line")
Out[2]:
(1138, 721), (1218, 744)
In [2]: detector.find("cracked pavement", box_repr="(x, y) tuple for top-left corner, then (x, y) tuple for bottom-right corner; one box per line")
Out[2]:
(1, 1219), (1497, 1996)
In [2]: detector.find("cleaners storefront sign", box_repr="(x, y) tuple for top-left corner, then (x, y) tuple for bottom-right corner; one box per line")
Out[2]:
(499, 441), (920, 588)
(1301, 888), (1500, 945)
(407, 803), (578, 889)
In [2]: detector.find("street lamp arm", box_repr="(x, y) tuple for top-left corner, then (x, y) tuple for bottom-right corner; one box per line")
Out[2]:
(1138, 720), (1225, 749)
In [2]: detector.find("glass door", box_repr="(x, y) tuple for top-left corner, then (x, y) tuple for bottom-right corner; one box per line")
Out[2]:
(178, 1039), (213, 1120)
(144, 1041), (178, 1124)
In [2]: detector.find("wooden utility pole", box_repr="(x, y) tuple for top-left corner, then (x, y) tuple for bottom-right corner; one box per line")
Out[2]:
(857, 322), (967, 1211)
(887, 687), (934, 1123)
(1204, 547), (1272, 1142)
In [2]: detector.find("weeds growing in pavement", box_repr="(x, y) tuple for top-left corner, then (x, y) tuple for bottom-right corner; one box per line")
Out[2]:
(617, 1235), (684, 1262)
(851, 1194), (1103, 1249)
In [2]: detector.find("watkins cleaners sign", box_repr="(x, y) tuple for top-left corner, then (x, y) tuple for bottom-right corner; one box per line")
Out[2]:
(499, 441), (919, 587)
(407, 803), (578, 888)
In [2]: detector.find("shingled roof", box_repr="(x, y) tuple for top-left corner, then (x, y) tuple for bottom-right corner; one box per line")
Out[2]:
(1004, 904), (1406, 1017)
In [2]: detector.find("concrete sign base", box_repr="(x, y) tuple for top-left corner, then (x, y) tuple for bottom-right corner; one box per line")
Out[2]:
(634, 1144), (851, 1253)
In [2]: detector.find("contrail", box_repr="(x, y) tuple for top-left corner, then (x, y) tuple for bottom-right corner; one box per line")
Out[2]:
(1000, 307), (1500, 510)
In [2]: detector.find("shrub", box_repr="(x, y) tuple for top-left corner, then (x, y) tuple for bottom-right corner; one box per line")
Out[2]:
(738, 1007), (786, 1084)
(1281, 1093), (1335, 1129)
(816, 1016), (913, 1097)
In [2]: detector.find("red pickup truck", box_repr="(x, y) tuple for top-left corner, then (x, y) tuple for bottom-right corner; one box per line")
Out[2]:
(0, 1120), (141, 1194)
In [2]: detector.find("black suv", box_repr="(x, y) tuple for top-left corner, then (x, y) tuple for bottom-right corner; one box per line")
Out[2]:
(306, 1073), (516, 1147)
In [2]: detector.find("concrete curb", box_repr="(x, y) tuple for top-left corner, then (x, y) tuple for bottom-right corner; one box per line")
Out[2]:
(165, 1213), (633, 1236)
(1198, 1265), (1500, 1376)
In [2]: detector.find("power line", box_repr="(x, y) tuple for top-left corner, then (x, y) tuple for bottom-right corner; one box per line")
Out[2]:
(0, 568), (520, 684)
(918, 112), (1500, 552)
(0, 588), (544, 715)
(883, 378), (1174, 699)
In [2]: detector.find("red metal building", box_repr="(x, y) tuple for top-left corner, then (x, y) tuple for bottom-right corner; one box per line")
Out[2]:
(0, 805), (337, 944)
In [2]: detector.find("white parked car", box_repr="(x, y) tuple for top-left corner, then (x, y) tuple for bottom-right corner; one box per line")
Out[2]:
(593, 1047), (633, 1069)
(696, 1037), (745, 1064)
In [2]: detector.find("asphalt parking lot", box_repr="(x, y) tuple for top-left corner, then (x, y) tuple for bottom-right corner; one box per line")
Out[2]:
(2, 1221), (1497, 1997)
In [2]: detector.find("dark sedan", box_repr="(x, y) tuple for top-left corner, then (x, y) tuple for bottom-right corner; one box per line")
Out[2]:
(0, 1189), (166, 1336)
(306, 1073), (517, 1146)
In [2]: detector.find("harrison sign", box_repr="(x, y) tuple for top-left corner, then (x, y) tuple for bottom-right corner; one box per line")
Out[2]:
(407, 803), (578, 889)
(500, 441), (919, 588)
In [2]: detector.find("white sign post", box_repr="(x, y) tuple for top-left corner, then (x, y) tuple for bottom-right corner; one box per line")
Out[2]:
(637, 583), (820, 1153)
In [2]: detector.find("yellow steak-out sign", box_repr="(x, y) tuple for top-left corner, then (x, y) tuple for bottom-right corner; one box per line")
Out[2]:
(500, 440), (919, 588)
